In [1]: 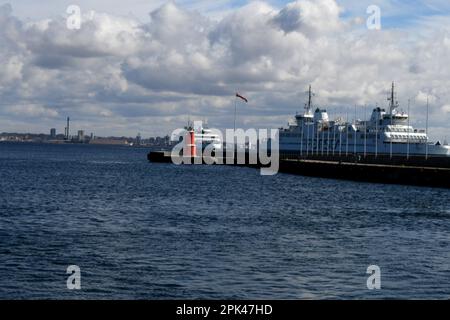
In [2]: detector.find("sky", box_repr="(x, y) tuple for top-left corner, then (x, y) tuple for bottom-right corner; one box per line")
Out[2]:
(1, 0), (450, 140)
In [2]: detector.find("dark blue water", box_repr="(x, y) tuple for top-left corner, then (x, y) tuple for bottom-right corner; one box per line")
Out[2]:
(0, 142), (449, 299)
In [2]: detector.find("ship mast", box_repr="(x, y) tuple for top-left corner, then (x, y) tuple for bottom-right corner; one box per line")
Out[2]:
(388, 81), (398, 115)
(305, 85), (313, 115)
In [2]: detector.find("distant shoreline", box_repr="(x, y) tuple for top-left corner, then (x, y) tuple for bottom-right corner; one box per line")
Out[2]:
(0, 140), (166, 149)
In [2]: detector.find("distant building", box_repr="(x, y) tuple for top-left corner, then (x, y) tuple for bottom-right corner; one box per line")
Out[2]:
(50, 128), (56, 138)
(136, 133), (142, 146)
(65, 117), (70, 140)
(77, 130), (85, 142)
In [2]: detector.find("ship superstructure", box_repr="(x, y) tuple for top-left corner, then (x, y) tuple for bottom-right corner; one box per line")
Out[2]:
(194, 125), (222, 152)
(175, 121), (222, 153)
(279, 83), (450, 159)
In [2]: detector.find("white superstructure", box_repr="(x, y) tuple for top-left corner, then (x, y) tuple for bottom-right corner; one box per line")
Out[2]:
(194, 126), (222, 152)
(279, 83), (450, 158)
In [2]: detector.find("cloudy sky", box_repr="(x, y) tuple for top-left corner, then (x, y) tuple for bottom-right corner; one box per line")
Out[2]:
(1, 0), (450, 139)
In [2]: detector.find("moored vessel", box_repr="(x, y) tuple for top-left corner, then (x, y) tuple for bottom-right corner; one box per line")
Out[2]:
(279, 83), (450, 167)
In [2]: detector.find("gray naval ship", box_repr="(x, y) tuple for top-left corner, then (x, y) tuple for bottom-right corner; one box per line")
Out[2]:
(279, 83), (450, 165)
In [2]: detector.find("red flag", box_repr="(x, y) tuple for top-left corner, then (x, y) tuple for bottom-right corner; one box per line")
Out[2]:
(236, 93), (248, 103)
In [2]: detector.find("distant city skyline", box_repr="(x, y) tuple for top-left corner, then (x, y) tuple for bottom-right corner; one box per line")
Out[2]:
(1, 1), (450, 141)
(0, 127), (172, 146)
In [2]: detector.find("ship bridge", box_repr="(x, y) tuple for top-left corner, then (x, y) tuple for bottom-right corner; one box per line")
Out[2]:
(295, 112), (313, 124)
(382, 112), (408, 126)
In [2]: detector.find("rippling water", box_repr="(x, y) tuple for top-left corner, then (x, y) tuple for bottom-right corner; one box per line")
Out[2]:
(0, 142), (449, 299)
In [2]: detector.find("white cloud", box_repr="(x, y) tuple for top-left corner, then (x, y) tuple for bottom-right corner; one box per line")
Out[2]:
(0, 56), (23, 85)
(5, 104), (59, 118)
(273, 0), (342, 36)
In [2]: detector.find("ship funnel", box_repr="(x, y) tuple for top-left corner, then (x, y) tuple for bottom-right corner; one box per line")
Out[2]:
(314, 108), (329, 123)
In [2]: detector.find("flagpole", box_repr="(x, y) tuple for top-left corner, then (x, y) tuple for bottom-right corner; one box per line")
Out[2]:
(346, 109), (349, 157)
(306, 120), (310, 157)
(327, 115), (330, 156)
(364, 104), (367, 158)
(354, 104), (357, 156)
(300, 120), (304, 157)
(426, 96), (429, 160)
(316, 122), (319, 156)
(375, 105), (378, 158)
(234, 94), (237, 132)
(322, 123), (325, 156)
(407, 99), (410, 160)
